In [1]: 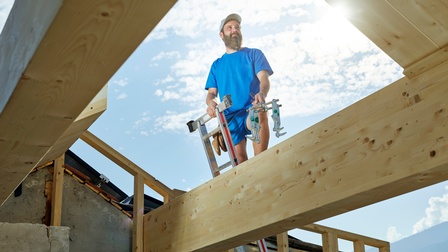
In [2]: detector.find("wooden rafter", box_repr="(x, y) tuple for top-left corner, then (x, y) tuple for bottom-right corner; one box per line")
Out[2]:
(80, 130), (175, 201)
(0, 0), (176, 206)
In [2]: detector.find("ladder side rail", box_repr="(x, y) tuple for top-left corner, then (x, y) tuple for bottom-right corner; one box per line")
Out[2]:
(216, 109), (239, 167)
(198, 122), (220, 177)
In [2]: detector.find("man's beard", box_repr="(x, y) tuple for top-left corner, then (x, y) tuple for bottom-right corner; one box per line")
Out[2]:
(223, 33), (242, 51)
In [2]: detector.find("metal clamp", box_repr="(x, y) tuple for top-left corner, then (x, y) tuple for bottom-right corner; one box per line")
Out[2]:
(271, 99), (286, 138)
(245, 99), (286, 143)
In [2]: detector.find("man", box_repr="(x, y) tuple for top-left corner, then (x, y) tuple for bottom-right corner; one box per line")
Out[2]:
(205, 13), (274, 163)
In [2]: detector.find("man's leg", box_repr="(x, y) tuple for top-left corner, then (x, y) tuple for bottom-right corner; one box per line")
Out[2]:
(235, 139), (248, 163)
(247, 111), (270, 155)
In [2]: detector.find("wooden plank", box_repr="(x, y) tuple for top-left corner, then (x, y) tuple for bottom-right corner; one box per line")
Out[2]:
(325, 0), (438, 68)
(133, 174), (144, 252)
(50, 154), (64, 226)
(37, 84), (108, 167)
(0, 0), (176, 206)
(403, 44), (448, 79)
(144, 60), (448, 251)
(276, 232), (289, 252)
(0, 0), (62, 112)
(353, 240), (365, 252)
(80, 130), (175, 200)
(322, 232), (338, 252)
(387, 0), (448, 48)
(300, 223), (389, 248)
(379, 246), (390, 252)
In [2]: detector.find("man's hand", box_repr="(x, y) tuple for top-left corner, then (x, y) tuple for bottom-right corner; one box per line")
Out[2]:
(206, 88), (218, 117)
(252, 92), (267, 105)
(207, 101), (217, 117)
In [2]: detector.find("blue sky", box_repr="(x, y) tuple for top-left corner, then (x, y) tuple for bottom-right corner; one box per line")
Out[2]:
(2, 0), (448, 251)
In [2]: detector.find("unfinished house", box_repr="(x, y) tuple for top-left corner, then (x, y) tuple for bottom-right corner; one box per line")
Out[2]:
(1, 0), (448, 251)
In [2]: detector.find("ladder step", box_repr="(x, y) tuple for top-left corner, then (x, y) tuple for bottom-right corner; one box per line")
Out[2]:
(202, 127), (221, 141)
(213, 161), (232, 173)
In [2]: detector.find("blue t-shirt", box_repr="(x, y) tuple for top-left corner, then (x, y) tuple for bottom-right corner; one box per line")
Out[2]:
(205, 47), (273, 116)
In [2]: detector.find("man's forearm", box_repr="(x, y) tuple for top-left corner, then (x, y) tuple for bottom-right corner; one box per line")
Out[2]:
(206, 92), (217, 106)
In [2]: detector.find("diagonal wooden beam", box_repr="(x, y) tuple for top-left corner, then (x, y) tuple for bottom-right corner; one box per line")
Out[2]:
(37, 84), (108, 167)
(0, 0), (176, 206)
(80, 130), (175, 201)
(144, 59), (448, 251)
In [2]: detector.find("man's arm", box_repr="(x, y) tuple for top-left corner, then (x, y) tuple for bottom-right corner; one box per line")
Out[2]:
(206, 88), (218, 117)
(253, 70), (271, 105)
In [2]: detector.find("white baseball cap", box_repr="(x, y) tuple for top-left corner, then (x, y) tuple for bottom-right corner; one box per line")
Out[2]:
(219, 13), (241, 32)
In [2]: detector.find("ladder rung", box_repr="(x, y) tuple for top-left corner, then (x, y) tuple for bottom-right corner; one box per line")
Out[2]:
(215, 161), (232, 172)
(202, 127), (221, 141)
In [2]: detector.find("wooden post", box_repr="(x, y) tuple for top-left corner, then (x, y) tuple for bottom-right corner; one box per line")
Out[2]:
(133, 174), (144, 251)
(322, 232), (338, 252)
(379, 246), (390, 252)
(353, 240), (365, 252)
(276, 232), (289, 252)
(50, 154), (64, 226)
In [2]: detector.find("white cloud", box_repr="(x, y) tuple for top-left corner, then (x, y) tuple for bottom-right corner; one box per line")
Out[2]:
(151, 51), (181, 61)
(133, 111), (151, 130)
(153, 75), (176, 86)
(386, 226), (403, 243)
(146, 0), (315, 40)
(0, 0), (14, 32)
(153, 108), (205, 134)
(116, 92), (128, 100)
(113, 78), (129, 87)
(412, 186), (448, 234)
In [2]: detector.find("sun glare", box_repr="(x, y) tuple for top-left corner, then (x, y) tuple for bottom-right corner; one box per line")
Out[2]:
(319, 3), (361, 45)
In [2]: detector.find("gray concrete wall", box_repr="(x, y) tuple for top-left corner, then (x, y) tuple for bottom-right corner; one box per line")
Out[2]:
(0, 222), (69, 252)
(62, 171), (132, 252)
(0, 168), (132, 252)
(0, 168), (49, 223)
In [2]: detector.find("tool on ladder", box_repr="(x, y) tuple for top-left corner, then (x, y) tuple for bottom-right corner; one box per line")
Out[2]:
(187, 94), (283, 251)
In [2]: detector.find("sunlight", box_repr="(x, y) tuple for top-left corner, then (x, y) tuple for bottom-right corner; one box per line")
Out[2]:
(318, 3), (363, 46)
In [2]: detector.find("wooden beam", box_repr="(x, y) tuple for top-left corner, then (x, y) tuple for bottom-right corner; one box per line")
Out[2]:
(300, 223), (389, 248)
(325, 0), (438, 68)
(0, 0), (177, 206)
(37, 84), (108, 167)
(387, 0), (448, 48)
(0, 0), (62, 112)
(276, 232), (289, 252)
(144, 60), (448, 251)
(80, 130), (175, 200)
(403, 44), (448, 79)
(353, 240), (365, 252)
(133, 174), (144, 252)
(322, 232), (338, 252)
(50, 154), (64, 226)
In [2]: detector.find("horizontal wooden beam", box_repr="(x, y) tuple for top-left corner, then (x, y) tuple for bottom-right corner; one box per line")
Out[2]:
(403, 44), (448, 79)
(0, 0), (176, 205)
(300, 224), (389, 249)
(80, 130), (175, 200)
(144, 60), (448, 251)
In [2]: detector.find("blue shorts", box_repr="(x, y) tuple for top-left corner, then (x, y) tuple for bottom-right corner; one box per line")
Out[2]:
(226, 109), (251, 145)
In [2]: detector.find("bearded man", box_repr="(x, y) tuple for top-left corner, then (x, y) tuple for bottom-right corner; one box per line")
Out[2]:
(205, 13), (274, 163)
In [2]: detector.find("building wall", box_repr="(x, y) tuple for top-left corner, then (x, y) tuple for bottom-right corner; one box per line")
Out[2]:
(0, 167), (132, 252)
(0, 222), (69, 252)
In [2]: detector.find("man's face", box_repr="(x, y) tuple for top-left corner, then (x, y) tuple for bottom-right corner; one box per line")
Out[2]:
(221, 20), (242, 51)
